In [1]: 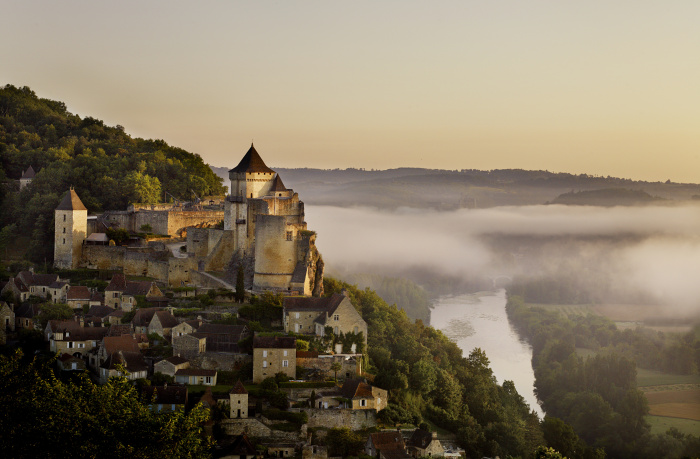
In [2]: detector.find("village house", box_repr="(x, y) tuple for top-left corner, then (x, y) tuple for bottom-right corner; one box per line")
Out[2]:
(405, 429), (445, 458)
(217, 433), (257, 459)
(130, 307), (178, 337)
(266, 444), (296, 458)
(171, 318), (202, 338)
(194, 323), (249, 352)
(56, 353), (87, 372)
(154, 355), (190, 378)
(66, 286), (93, 309)
(16, 271), (66, 301)
(365, 432), (410, 459)
(0, 277), (30, 302)
(104, 273), (163, 311)
(1, 301), (15, 333)
(283, 292), (367, 352)
(172, 333), (207, 359)
(229, 380), (249, 419)
(296, 351), (362, 381)
(19, 165), (36, 189)
(313, 378), (387, 411)
(252, 335), (296, 383)
(100, 350), (148, 382)
(14, 303), (40, 330)
(46, 319), (109, 357)
(174, 368), (217, 386)
(141, 384), (188, 413)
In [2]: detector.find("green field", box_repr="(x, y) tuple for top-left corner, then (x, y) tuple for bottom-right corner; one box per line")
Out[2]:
(645, 415), (700, 436)
(637, 368), (700, 387)
(524, 303), (597, 318)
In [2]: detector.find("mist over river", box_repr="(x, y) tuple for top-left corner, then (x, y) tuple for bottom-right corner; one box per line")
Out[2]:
(430, 289), (543, 417)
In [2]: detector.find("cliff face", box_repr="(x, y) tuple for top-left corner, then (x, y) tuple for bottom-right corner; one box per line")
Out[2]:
(299, 232), (324, 297)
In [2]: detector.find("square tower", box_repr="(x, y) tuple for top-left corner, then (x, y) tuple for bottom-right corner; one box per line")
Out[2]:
(54, 189), (88, 269)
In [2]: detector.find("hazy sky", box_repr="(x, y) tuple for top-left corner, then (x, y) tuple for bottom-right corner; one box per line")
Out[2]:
(3, 1), (699, 182)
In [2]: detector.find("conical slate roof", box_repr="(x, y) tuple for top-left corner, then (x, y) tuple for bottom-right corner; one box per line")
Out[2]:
(229, 144), (275, 174)
(21, 166), (36, 179)
(56, 189), (87, 211)
(269, 174), (287, 192)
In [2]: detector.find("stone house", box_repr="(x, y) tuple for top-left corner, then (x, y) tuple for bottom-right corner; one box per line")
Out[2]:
(104, 309), (126, 325)
(100, 350), (148, 382)
(406, 429), (444, 458)
(148, 310), (179, 338)
(171, 318), (202, 338)
(0, 277), (29, 302)
(15, 271), (66, 301)
(1, 301), (15, 333)
(194, 323), (249, 352)
(283, 292), (367, 352)
(66, 286), (92, 309)
(141, 384), (188, 413)
(365, 432), (410, 459)
(267, 444), (295, 458)
(175, 368), (217, 386)
(154, 355), (190, 378)
(302, 445), (329, 459)
(14, 303), (40, 330)
(57, 353), (86, 372)
(173, 333), (206, 359)
(218, 433), (257, 459)
(339, 379), (387, 411)
(252, 335), (296, 383)
(229, 380), (249, 419)
(46, 319), (109, 357)
(104, 274), (163, 311)
(19, 165), (36, 189)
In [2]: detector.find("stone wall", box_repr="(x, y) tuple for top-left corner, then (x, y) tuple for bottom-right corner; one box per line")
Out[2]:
(221, 418), (300, 441)
(302, 408), (377, 430)
(190, 352), (251, 371)
(82, 245), (126, 270)
(254, 214), (297, 290)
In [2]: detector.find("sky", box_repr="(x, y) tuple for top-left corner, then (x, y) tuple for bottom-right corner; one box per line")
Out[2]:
(2, 1), (699, 182)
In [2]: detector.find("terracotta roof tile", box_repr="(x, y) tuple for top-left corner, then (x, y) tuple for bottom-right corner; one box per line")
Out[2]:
(67, 286), (91, 300)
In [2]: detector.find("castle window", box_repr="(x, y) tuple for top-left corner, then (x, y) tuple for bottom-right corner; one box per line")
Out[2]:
(286, 231), (293, 241)
(63, 238), (65, 244)
(63, 214), (66, 222)
(63, 227), (66, 233)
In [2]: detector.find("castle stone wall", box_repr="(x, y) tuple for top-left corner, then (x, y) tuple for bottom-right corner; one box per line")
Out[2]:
(254, 215), (297, 290)
(203, 231), (236, 271)
(302, 408), (377, 430)
(82, 245), (126, 270)
(55, 209), (87, 269)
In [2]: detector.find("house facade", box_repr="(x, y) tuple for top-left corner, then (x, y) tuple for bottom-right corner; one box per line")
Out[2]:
(252, 335), (296, 383)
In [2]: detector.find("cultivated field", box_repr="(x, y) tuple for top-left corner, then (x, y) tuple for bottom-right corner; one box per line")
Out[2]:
(645, 415), (700, 436)
(637, 369), (700, 388)
(644, 389), (700, 421)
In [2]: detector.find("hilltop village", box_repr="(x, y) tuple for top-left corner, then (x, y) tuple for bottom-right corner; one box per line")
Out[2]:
(0, 146), (463, 458)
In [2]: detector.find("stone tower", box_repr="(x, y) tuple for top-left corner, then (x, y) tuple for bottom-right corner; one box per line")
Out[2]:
(229, 380), (248, 418)
(54, 188), (87, 269)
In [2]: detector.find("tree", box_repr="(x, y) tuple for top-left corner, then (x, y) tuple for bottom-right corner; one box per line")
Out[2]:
(0, 350), (212, 458)
(325, 427), (364, 457)
(36, 303), (73, 328)
(235, 265), (245, 303)
(330, 361), (342, 382)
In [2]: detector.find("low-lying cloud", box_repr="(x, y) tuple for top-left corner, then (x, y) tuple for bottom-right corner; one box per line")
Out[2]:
(305, 204), (700, 316)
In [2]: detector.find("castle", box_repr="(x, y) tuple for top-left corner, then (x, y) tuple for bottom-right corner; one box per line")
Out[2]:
(54, 144), (324, 295)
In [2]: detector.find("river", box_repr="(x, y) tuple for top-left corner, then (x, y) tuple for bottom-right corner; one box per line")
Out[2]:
(430, 289), (543, 417)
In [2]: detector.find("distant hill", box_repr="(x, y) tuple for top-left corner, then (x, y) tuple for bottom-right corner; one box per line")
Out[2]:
(0, 84), (226, 263)
(549, 188), (663, 206)
(212, 165), (700, 209)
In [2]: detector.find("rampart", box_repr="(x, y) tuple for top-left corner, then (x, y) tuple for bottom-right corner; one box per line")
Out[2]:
(99, 208), (224, 237)
(301, 408), (377, 430)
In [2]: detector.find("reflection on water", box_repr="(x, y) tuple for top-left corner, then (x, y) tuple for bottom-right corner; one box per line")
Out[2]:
(431, 289), (543, 417)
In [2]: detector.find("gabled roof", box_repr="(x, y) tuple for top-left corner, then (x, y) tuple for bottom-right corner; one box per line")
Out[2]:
(369, 431), (406, 450)
(48, 281), (68, 289)
(102, 350), (147, 372)
(152, 310), (178, 328)
(21, 166), (36, 179)
(124, 281), (155, 296)
(197, 323), (247, 336)
(86, 233), (109, 243)
(163, 355), (189, 366)
(104, 335), (141, 354)
(406, 429), (438, 449)
(230, 380), (248, 395)
(225, 434), (257, 456)
(229, 144), (275, 174)
(269, 174), (287, 192)
(86, 305), (115, 318)
(340, 378), (374, 399)
(17, 271), (59, 288)
(283, 293), (347, 314)
(107, 324), (132, 336)
(56, 189), (87, 211)
(131, 307), (162, 327)
(15, 303), (40, 318)
(253, 335), (296, 349)
(141, 385), (188, 405)
(105, 274), (128, 292)
(67, 286), (91, 301)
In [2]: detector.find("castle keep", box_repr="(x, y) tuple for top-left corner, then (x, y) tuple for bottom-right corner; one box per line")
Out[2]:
(55, 145), (324, 295)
